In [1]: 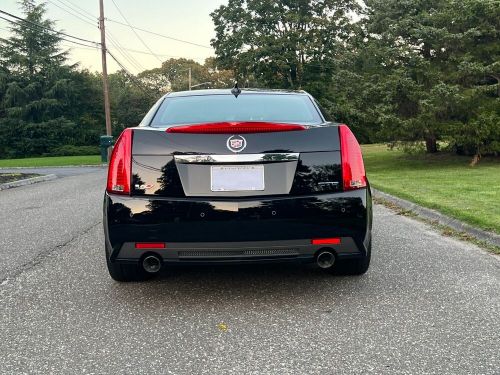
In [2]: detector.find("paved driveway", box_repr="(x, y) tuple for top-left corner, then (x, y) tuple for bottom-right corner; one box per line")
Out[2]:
(0, 170), (499, 374)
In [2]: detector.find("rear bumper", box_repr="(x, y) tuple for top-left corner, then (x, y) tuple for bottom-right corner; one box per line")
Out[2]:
(103, 188), (372, 264)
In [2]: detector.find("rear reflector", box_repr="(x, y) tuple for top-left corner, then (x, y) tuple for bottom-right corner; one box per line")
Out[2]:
(339, 124), (367, 191)
(312, 238), (341, 245)
(135, 243), (166, 249)
(166, 122), (307, 134)
(106, 128), (133, 195)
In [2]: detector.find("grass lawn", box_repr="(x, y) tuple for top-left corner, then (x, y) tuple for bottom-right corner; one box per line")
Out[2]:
(0, 155), (102, 168)
(362, 144), (500, 234)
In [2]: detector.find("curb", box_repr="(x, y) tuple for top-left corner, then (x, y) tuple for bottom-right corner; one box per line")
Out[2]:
(372, 188), (500, 248)
(0, 174), (58, 191)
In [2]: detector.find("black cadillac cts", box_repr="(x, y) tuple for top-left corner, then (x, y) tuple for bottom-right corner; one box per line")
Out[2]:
(103, 88), (372, 281)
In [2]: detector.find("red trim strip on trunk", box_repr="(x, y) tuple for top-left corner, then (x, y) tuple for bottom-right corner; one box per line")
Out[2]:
(166, 122), (307, 134)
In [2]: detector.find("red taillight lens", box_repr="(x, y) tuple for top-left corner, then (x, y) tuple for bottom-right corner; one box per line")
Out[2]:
(339, 125), (367, 191)
(312, 238), (341, 245)
(166, 122), (307, 134)
(106, 128), (133, 195)
(135, 242), (166, 249)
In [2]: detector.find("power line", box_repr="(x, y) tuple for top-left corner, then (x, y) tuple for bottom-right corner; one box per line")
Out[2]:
(62, 43), (99, 51)
(56, 0), (97, 21)
(0, 9), (99, 46)
(115, 45), (208, 60)
(109, 0), (163, 64)
(40, 1), (144, 72)
(47, 0), (212, 53)
(107, 48), (133, 76)
(107, 31), (145, 72)
(46, 0), (96, 26)
(0, 15), (98, 48)
(106, 49), (151, 94)
(105, 18), (213, 50)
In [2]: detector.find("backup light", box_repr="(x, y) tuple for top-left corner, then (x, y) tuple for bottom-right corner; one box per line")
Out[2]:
(106, 128), (133, 195)
(339, 125), (367, 191)
(166, 122), (307, 134)
(311, 238), (342, 245)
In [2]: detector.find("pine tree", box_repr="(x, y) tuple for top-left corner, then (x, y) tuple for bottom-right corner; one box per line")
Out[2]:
(0, 0), (81, 157)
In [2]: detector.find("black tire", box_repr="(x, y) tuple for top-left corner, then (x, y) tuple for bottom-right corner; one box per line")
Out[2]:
(105, 249), (154, 282)
(329, 241), (371, 276)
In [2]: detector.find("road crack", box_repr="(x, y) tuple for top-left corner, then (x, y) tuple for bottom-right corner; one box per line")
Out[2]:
(0, 221), (101, 285)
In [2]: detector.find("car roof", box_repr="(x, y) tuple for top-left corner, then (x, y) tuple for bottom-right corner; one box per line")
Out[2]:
(165, 88), (309, 98)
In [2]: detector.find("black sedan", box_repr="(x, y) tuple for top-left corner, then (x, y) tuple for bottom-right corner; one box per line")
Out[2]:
(103, 88), (372, 281)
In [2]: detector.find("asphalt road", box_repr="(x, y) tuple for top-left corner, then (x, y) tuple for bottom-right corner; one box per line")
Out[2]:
(0, 170), (499, 374)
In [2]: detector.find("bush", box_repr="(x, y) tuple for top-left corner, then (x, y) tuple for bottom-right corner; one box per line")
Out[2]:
(49, 145), (100, 156)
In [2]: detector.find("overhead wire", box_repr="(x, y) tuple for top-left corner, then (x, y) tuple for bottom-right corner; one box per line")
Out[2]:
(1, 8), (155, 92)
(106, 49), (152, 93)
(109, 0), (163, 63)
(45, 0), (96, 26)
(54, 0), (212, 51)
(55, 0), (97, 21)
(0, 14), (98, 48)
(105, 18), (213, 49)
(39, 2), (146, 74)
(107, 31), (145, 72)
(1, 6), (216, 78)
(0, 9), (99, 46)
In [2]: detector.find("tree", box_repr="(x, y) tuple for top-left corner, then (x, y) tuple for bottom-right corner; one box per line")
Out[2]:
(211, 0), (360, 89)
(0, 0), (67, 77)
(138, 58), (233, 92)
(362, 0), (499, 155)
(0, 0), (105, 157)
(109, 70), (157, 132)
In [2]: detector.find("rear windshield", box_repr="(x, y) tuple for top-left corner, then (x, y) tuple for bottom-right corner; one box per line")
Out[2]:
(150, 94), (323, 127)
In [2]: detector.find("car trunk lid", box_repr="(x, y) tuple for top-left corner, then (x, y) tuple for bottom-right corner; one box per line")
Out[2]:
(130, 124), (342, 197)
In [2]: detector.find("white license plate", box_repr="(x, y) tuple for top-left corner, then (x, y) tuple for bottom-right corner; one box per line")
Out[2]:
(211, 165), (265, 192)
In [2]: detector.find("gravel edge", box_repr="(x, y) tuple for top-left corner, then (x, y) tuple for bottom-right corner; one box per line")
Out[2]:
(372, 188), (500, 248)
(0, 174), (58, 191)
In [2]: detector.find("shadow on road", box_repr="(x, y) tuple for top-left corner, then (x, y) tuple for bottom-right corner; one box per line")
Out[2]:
(104, 262), (372, 310)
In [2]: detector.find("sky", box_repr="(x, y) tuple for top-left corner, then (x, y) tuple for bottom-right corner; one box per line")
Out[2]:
(0, 0), (226, 73)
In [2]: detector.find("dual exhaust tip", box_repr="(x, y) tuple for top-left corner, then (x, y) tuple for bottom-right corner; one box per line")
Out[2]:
(142, 255), (162, 273)
(143, 251), (335, 272)
(316, 251), (336, 269)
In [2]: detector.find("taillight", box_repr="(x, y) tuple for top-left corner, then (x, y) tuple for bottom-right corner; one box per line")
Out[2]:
(106, 128), (133, 195)
(312, 238), (341, 245)
(339, 124), (367, 190)
(166, 122), (307, 134)
(135, 242), (166, 249)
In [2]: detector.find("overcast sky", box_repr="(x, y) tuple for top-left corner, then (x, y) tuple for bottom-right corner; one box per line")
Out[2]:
(0, 0), (226, 73)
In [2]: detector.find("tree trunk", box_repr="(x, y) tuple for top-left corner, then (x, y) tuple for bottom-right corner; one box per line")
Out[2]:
(425, 135), (438, 153)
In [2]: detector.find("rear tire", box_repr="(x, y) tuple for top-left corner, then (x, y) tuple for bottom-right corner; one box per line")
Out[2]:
(105, 245), (154, 282)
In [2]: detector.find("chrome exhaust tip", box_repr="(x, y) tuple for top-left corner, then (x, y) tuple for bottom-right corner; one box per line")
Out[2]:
(142, 255), (162, 273)
(316, 251), (335, 269)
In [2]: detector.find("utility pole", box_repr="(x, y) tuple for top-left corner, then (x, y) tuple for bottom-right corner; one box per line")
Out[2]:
(99, 0), (112, 140)
(188, 67), (192, 90)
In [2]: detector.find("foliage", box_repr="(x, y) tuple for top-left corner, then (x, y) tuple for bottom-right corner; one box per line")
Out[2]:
(363, 144), (500, 233)
(211, 0), (360, 89)
(138, 57), (233, 92)
(211, 0), (500, 156)
(0, 1), (105, 158)
(0, 0), (498, 162)
(50, 144), (99, 156)
(0, 2), (233, 159)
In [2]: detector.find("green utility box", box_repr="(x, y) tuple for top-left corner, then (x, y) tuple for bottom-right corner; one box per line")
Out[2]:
(100, 135), (114, 163)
